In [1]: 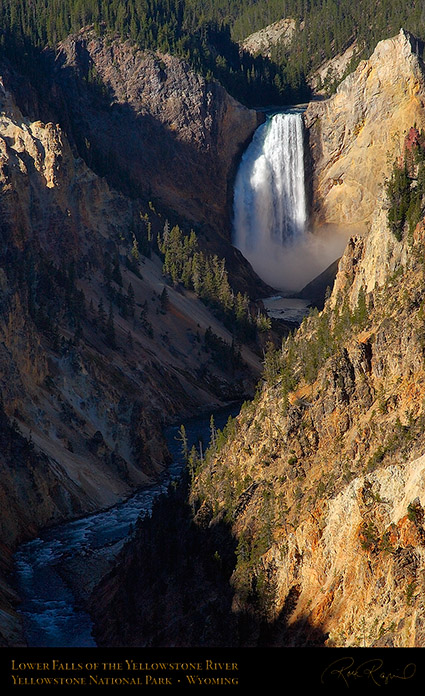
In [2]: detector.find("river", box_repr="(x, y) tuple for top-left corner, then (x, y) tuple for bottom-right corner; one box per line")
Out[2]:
(262, 295), (311, 324)
(12, 403), (242, 648)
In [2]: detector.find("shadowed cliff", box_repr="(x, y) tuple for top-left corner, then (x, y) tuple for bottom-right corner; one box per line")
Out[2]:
(89, 474), (328, 648)
(0, 35), (271, 645)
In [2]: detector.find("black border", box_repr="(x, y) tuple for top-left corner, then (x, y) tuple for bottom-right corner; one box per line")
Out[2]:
(1, 646), (423, 693)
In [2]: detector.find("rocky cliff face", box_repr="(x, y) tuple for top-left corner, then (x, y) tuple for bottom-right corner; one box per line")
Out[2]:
(90, 157), (425, 649)
(0, 67), (170, 502)
(305, 29), (425, 233)
(89, 33), (425, 649)
(0, 46), (264, 645)
(48, 30), (264, 258)
(240, 18), (296, 58)
(185, 151), (425, 647)
(307, 41), (358, 95)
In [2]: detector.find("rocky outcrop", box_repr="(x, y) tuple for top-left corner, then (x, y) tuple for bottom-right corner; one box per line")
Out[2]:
(50, 30), (263, 240)
(0, 68), (169, 500)
(240, 18), (296, 58)
(307, 41), (358, 94)
(185, 203), (425, 647)
(305, 29), (425, 232)
(280, 455), (425, 647)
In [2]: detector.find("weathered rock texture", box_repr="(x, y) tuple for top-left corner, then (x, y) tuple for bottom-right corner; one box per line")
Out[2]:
(51, 30), (263, 241)
(185, 180), (425, 647)
(305, 29), (425, 232)
(90, 76), (425, 647)
(307, 41), (358, 94)
(0, 47), (263, 645)
(97, 196), (425, 648)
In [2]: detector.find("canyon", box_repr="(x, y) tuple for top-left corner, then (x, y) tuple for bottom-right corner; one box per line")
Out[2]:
(51, 31), (264, 248)
(0, 33), (267, 646)
(2, 16), (425, 654)
(89, 29), (425, 648)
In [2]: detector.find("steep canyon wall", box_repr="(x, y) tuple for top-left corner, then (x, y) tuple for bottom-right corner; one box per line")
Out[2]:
(305, 29), (425, 233)
(0, 40), (263, 645)
(89, 30), (425, 648)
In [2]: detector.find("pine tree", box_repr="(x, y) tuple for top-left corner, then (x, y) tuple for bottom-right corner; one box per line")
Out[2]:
(131, 233), (140, 261)
(106, 301), (116, 347)
(385, 156), (412, 240)
(209, 414), (217, 450)
(160, 286), (169, 313)
(176, 424), (188, 462)
(97, 297), (106, 327)
(127, 282), (135, 317)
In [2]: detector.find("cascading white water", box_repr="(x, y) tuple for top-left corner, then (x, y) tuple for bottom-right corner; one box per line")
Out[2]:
(234, 111), (307, 250)
(233, 111), (310, 291)
(233, 110), (351, 293)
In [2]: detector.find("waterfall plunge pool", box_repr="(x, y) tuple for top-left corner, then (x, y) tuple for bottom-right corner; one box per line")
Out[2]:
(262, 295), (311, 324)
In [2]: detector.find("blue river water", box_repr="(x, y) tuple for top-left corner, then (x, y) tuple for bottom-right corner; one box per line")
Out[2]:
(13, 403), (242, 647)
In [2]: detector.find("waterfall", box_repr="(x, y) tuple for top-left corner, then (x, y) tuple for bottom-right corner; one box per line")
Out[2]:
(233, 111), (310, 291)
(233, 110), (351, 293)
(234, 111), (307, 248)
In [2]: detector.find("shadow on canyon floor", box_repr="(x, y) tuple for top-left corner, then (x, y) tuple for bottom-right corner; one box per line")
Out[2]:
(89, 476), (328, 648)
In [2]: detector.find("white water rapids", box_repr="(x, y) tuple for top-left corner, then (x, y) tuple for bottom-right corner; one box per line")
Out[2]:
(233, 110), (346, 293)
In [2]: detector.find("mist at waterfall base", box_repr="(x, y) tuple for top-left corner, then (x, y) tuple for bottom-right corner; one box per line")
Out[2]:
(233, 111), (348, 293)
(238, 223), (349, 293)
